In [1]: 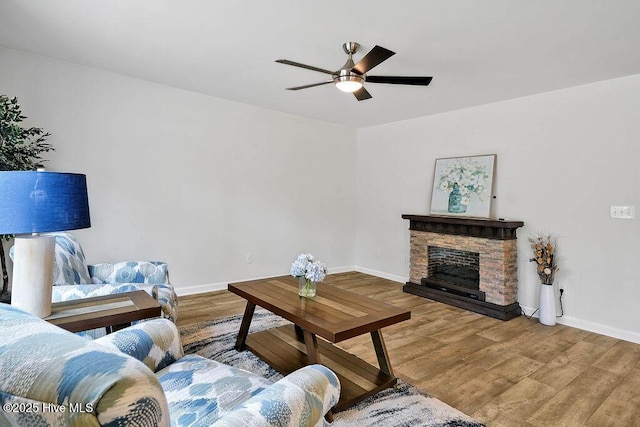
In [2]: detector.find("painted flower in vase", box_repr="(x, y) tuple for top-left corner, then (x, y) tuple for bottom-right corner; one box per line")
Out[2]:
(290, 253), (327, 298)
(438, 158), (490, 213)
(529, 233), (559, 285)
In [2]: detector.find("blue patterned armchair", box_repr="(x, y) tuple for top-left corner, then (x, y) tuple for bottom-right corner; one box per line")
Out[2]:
(0, 303), (341, 426)
(11, 232), (178, 323)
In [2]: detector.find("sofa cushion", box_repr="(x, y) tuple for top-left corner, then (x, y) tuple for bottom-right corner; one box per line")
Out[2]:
(96, 318), (185, 374)
(90, 261), (170, 285)
(1, 304), (340, 427)
(0, 303), (171, 427)
(157, 354), (272, 427)
(212, 364), (341, 427)
(51, 232), (92, 285)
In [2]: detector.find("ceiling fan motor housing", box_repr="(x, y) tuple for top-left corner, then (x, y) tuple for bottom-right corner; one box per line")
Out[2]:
(342, 42), (360, 55)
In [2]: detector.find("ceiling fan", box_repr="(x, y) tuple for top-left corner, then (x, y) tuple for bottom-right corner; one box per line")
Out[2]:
(276, 42), (432, 101)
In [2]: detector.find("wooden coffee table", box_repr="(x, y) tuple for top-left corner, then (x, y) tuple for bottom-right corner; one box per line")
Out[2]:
(228, 276), (411, 411)
(45, 290), (161, 333)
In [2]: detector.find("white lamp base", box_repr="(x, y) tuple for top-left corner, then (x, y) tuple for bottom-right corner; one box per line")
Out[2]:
(11, 235), (55, 318)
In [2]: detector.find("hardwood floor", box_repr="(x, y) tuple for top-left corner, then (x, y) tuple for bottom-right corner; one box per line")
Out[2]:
(176, 272), (640, 426)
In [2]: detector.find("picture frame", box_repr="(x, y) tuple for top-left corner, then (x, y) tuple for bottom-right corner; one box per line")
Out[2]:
(429, 154), (496, 218)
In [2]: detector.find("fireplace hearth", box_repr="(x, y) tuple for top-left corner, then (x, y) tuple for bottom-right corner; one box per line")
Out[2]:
(402, 215), (524, 320)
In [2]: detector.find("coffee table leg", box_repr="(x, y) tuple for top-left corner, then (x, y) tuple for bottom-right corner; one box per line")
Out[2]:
(111, 323), (130, 333)
(294, 324), (305, 341)
(235, 301), (256, 351)
(303, 329), (321, 364)
(371, 330), (394, 376)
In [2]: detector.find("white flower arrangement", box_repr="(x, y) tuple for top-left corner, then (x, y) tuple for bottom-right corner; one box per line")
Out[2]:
(438, 158), (490, 200)
(290, 253), (327, 283)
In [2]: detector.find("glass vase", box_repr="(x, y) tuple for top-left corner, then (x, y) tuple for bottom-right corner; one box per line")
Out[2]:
(447, 184), (467, 213)
(298, 276), (317, 298)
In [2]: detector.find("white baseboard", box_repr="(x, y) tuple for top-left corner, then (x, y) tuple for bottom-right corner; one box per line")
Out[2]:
(174, 265), (356, 297)
(520, 305), (640, 344)
(353, 266), (408, 284)
(328, 265), (357, 274)
(175, 282), (228, 296)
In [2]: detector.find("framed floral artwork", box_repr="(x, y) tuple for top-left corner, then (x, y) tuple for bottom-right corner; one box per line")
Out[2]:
(430, 154), (496, 218)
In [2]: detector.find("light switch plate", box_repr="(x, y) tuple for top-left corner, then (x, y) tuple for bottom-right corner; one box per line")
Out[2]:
(610, 206), (635, 219)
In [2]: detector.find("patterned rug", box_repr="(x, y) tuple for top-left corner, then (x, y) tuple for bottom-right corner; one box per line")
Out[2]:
(179, 309), (484, 427)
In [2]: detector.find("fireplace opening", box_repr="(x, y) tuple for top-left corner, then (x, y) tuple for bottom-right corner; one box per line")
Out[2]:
(427, 247), (480, 288)
(423, 246), (484, 301)
(432, 264), (479, 289)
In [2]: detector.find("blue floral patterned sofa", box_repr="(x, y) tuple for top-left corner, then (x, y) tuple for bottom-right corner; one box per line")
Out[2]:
(0, 303), (340, 426)
(11, 232), (178, 323)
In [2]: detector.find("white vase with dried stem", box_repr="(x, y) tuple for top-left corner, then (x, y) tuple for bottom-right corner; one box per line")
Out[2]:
(529, 233), (559, 326)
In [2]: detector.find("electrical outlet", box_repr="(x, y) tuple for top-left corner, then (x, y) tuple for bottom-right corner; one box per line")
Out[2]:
(245, 253), (253, 264)
(610, 205), (635, 219)
(403, 255), (409, 263)
(376, 248), (382, 257)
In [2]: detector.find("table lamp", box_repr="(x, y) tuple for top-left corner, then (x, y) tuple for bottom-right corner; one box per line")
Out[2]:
(0, 171), (90, 317)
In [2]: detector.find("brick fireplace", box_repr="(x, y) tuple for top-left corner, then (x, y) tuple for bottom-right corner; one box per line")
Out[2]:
(402, 215), (524, 320)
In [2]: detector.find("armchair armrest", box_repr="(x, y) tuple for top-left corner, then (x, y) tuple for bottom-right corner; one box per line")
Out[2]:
(95, 318), (184, 373)
(0, 303), (170, 427)
(212, 364), (340, 427)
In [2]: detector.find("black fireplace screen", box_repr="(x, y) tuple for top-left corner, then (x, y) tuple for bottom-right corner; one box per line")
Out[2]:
(427, 246), (480, 289)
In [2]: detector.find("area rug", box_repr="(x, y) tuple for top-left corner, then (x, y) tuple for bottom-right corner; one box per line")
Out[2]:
(180, 309), (484, 427)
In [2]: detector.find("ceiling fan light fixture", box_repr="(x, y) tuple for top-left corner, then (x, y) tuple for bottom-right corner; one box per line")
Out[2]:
(276, 42), (432, 101)
(334, 75), (364, 93)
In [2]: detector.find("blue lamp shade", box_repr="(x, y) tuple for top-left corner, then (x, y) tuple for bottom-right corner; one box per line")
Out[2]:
(0, 171), (91, 235)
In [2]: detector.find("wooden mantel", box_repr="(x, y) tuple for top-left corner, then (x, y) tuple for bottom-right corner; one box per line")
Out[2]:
(401, 215), (524, 240)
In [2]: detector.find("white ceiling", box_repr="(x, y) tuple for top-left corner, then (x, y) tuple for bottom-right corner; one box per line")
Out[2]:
(1, 0), (639, 128)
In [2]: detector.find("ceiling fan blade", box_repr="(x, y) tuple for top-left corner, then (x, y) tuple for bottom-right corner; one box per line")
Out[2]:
(286, 81), (334, 91)
(276, 59), (336, 75)
(352, 46), (395, 74)
(366, 76), (433, 86)
(353, 87), (372, 101)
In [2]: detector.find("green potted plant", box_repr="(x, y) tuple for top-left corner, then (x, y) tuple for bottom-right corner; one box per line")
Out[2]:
(0, 95), (54, 302)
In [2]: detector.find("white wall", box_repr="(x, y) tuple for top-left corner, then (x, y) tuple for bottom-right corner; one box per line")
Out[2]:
(3, 47), (639, 343)
(356, 75), (640, 342)
(0, 48), (357, 293)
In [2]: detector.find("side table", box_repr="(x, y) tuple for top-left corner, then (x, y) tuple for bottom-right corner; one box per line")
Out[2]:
(45, 290), (161, 333)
